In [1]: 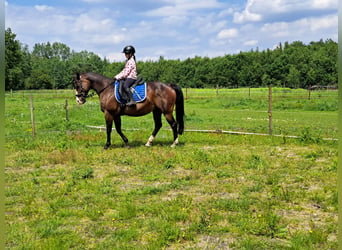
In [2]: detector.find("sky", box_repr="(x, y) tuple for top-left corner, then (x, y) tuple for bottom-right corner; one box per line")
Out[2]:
(5, 0), (338, 62)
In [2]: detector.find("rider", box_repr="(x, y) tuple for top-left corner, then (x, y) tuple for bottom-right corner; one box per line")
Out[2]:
(114, 45), (137, 106)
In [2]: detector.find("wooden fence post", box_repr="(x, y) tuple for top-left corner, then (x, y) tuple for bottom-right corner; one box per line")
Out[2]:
(30, 95), (35, 138)
(308, 89), (311, 100)
(65, 99), (69, 122)
(268, 85), (273, 135)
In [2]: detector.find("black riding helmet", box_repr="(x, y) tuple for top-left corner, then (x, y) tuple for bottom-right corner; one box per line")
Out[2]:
(122, 45), (135, 54)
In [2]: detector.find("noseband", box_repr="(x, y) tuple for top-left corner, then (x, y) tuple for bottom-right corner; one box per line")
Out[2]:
(75, 92), (96, 99)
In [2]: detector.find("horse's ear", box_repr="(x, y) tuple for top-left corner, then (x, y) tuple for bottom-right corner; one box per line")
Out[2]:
(76, 72), (80, 80)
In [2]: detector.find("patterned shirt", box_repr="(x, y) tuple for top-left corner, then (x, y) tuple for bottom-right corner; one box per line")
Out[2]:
(115, 57), (137, 80)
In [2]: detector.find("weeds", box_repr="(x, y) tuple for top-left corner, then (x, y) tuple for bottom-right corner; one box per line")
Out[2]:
(299, 127), (322, 144)
(71, 167), (94, 180)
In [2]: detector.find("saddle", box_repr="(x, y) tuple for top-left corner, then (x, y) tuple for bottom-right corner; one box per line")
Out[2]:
(114, 76), (147, 104)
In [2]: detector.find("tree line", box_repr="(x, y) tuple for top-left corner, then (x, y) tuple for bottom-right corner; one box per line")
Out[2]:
(5, 28), (337, 90)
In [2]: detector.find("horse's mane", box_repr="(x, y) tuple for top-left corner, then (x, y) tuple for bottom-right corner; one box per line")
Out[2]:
(82, 72), (112, 83)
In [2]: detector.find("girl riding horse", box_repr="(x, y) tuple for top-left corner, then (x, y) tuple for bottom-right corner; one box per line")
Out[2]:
(73, 72), (184, 148)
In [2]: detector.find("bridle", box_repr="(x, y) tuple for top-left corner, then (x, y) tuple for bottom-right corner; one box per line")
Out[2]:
(75, 91), (96, 99)
(75, 81), (93, 99)
(75, 78), (113, 99)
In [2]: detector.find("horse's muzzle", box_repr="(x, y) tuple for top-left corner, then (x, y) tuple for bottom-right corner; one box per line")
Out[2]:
(75, 95), (86, 104)
(75, 90), (88, 104)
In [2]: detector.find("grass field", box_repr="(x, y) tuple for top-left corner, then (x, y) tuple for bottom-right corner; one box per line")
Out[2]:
(5, 88), (338, 249)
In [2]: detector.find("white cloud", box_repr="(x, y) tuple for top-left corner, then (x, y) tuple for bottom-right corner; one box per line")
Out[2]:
(34, 5), (54, 12)
(146, 0), (224, 16)
(146, 6), (186, 16)
(257, 0), (337, 13)
(209, 28), (239, 48)
(307, 15), (337, 31)
(261, 15), (337, 38)
(311, 0), (337, 10)
(233, 0), (337, 24)
(81, 0), (107, 3)
(162, 15), (189, 26)
(175, 0), (224, 9)
(191, 14), (227, 35)
(217, 28), (238, 39)
(89, 34), (125, 45)
(218, 8), (234, 18)
(261, 22), (290, 38)
(74, 14), (107, 32)
(233, 0), (262, 23)
(244, 40), (258, 46)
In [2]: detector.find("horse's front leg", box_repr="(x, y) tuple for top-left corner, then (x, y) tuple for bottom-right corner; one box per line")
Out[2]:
(104, 112), (113, 149)
(114, 116), (129, 147)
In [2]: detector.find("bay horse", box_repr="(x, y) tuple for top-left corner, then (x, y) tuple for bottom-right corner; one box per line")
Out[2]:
(73, 72), (184, 148)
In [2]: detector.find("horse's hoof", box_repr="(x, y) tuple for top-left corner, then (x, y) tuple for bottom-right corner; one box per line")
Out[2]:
(170, 138), (179, 147)
(145, 135), (154, 147)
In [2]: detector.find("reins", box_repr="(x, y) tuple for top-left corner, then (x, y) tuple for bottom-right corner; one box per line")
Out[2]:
(97, 82), (113, 95)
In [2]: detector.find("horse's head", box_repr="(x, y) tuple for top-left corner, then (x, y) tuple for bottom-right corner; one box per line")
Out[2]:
(73, 73), (91, 104)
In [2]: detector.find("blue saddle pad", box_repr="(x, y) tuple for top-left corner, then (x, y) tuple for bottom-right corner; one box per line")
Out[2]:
(114, 80), (147, 104)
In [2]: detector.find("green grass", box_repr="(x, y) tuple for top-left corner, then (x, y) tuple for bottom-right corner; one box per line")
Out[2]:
(5, 88), (338, 249)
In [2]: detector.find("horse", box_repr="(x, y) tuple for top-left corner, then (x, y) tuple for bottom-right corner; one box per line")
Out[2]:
(72, 72), (184, 148)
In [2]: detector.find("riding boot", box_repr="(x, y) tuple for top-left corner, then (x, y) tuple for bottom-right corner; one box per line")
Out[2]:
(126, 91), (136, 106)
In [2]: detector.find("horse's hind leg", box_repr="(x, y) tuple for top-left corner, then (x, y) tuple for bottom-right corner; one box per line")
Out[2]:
(104, 112), (113, 149)
(145, 109), (162, 146)
(114, 116), (129, 147)
(165, 113), (178, 147)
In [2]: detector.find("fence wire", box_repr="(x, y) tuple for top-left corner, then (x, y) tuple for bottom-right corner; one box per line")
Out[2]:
(5, 88), (338, 141)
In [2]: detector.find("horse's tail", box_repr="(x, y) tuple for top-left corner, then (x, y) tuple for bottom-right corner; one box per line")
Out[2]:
(170, 83), (185, 135)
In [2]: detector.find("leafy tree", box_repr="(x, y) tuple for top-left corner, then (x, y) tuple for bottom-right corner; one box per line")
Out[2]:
(69, 50), (107, 74)
(262, 73), (273, 86)
(32, 42), (71, 60)
(5, 28), (24, 90)
(20, 44), (32, 80)
(4, 28), (338, 90)
(25, 69), (53, 89)
(286, 66), (301, 88)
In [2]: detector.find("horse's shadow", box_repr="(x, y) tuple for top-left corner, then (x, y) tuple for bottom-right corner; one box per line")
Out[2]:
(85, 140), (184, 149)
